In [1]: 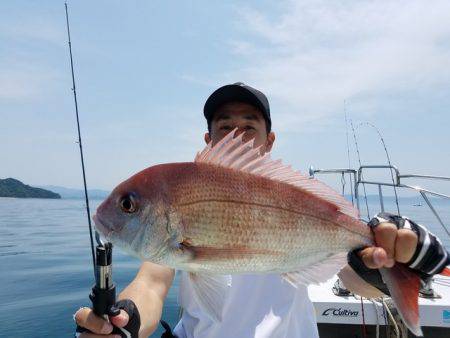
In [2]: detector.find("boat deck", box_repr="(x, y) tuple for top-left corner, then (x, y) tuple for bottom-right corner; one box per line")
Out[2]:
(308, 275), (450, 337)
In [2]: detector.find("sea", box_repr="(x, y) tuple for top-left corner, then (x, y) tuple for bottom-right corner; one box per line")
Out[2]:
(0, 197), (449, 338)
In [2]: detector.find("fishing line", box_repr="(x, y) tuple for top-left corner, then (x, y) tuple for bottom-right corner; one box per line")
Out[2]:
(359, 122), (400, 216)
(380, 297), (389, 337)
(360, 297), (367, 338)
(382, 299), (400, 338)
(369, 299), (380, 338)
(350, 120), (371, 220)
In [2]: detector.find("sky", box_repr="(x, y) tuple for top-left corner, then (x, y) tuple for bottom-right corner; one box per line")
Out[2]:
(1, 0), (449, 199)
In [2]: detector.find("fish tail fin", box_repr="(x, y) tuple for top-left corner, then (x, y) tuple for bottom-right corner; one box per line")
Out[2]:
(379, 264), (423, 336)
(439, 266), (450, 276)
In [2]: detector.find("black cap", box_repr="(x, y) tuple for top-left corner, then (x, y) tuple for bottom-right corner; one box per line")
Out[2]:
(203, 82), (271, 131)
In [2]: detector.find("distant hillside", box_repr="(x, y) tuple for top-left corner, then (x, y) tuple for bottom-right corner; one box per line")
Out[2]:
(38, 185), (110, 199)
(0, 178), (61, 199)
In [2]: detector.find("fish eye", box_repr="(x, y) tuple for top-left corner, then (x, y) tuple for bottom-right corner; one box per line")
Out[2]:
(119, 194), (137, 213)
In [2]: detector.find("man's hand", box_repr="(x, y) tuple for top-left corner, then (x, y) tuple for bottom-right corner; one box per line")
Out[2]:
(358, 221), (418, 269)
(74, 262), (175, 338)
(342, 213), (450, 297)
(358, 212), (449, 276)
(74, 307), (129, 337)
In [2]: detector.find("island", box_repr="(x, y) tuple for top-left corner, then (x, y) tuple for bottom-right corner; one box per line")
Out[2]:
(0, 178), (61, 199)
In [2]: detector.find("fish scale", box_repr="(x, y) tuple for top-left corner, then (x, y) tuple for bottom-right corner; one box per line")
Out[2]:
(156, 163), (370, 274)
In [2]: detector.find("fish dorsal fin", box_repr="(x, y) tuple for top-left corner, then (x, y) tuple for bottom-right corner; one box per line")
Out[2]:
(195, 128), (359, 219)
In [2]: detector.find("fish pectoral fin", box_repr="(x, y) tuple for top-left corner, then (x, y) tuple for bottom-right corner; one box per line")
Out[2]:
(189, 272), (232, 322)
(282, 252), (347, 287)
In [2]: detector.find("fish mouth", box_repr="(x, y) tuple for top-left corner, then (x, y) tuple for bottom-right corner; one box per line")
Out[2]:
(93, 213), (112, 237)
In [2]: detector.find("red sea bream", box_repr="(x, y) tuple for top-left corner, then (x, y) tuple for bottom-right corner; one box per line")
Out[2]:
(94, 130), (444, 336)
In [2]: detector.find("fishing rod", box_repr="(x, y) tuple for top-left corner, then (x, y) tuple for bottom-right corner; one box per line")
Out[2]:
(358, 122), (401, 216)
(64, 3), (124, 336)
(346, 111), (401, 218)
(349, 119), (371, 220)
(344, 101), (354, 205)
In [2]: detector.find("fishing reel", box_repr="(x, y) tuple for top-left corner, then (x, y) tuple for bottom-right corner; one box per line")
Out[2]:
(75, 242), (122, 336)
(90, 242), (121, 318)
(89, 241), (140, 338)
(76, 241), (139, 337)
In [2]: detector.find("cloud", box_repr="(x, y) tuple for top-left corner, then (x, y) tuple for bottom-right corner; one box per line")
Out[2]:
(227, 0), (450, 131)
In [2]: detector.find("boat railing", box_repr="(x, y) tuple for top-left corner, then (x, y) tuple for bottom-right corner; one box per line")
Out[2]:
(309, 165), (450, 238)
(310, 164), (450, 298)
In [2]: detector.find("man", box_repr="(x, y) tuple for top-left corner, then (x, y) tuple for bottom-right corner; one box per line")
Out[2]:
(75, 83), (449, 337)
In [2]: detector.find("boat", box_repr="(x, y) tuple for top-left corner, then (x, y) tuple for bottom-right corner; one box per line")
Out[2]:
(308, 164), (450, 337)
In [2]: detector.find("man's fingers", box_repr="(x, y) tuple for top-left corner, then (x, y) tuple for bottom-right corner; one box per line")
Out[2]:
(373, 222), (397, 267)
(74, 307), (113, 335)
(395, 228), (418, 263)
(358, 247), (388, 269)
(110, 309), (129, 328)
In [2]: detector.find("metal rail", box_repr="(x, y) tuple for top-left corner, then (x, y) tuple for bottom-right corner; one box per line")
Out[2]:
(309, 164), (450, 238)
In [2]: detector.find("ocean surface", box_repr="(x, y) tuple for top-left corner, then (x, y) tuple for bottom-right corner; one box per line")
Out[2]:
(0, 197), (449, 338)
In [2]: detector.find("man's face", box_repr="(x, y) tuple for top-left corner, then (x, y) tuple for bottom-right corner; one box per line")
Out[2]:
(205, 101), (275, 153)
